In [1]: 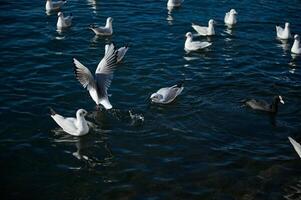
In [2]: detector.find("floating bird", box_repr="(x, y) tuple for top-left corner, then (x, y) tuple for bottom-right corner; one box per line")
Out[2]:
(167, 0), (183, 8)
(276, 22), (292, 40)
(291, 34), (301, 54)
(192, 19), (216, 36)
(150, 82), (184, 104)
(105, 44), (129, 63)
(73, 43), (118, 110)
(243, 95), (284, 114)
(57, 12), (73, 29)
(50, 108), (90, 136)
(288, 137), (301, 158)
(45, 0), (67, 12)
(90, 17), (113, 36)
(224, 9), (237, 27)
(184, 32), (212, 52)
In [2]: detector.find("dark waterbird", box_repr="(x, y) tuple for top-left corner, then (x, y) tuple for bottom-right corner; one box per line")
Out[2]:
(243, 95), (284, 114)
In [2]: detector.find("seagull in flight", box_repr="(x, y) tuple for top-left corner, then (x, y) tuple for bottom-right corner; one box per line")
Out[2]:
(73, 43), (118, 110)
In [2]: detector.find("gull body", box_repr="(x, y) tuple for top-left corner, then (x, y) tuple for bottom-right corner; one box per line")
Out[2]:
(167, 0), (183, 7)
(105, 44), (129, 63)
(90, 17), (113, 36)
(243, 95), (284, 114)
(50, 108), (89, 136)
(184, 32), (212, 52)
(46, 0), (66, 12)
(288, 137), (301, 158)
(224, 9), (237, 26)
(276, 22), (292, 40)
(73, 43), (118, 110)
(150, 82), (184, 104)
(291, 34), (301, 54)
(57, 12), (73, 29)
(192, 19), (215, 36)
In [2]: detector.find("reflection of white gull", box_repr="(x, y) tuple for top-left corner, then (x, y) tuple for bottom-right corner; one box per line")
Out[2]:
(150, 82), (184, 104)
(73, 43), (118, 109)
(276, 22), (292, 40)
(224, 9), (237, 27)
(57, 12), (73, 29)
(288, 137), (301, 158)
(46, 0), (67, 12)
(184, 32), (212, 52)
(50, 108), (90, 136)
(192, 19), (215, 36)
(90, 17), (113, 36)
(291, 34), (301, 54)
(105, 44), (129, 63)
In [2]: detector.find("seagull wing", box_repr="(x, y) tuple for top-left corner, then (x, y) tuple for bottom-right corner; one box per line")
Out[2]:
(96, 43), (118, 74)
(288, 137), (301, 158)
(192, 24), (208, 36)
(73, 58), (99, 104)
(51, 114), (77, 134)
(224, 12), (230, 23)
(117, 45), (129, 63)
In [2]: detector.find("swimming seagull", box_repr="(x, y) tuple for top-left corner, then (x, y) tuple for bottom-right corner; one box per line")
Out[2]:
(45, 0), (67, 12)
(276, 22), (292, 40)
(288, 137), (301, 158)
(90, 17), (113, 36)
(184, 32), (212, 52)
(224, 9), (237, 27)
(105, 44), (129, 63)
(243, 95), (284, 114)
(57, 12), (73, 29)
(192, 19), (216, 36)
(73, 43), (118, 110)
(291, 34), (301, 54)
(150, 82), (184, 104)
(50, 108), (90, 136)
(167, 0), (184, 8)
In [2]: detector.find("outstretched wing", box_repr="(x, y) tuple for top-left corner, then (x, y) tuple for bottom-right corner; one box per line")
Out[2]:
(96, 43), (118, 74)
(73, 58), (99, 104)
(288, 137), (301, 158)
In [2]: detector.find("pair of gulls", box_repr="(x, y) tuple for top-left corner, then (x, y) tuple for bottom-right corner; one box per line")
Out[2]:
(51, 43), (184, 136)
(185, 9), (237, 52)
(46, 0), (113, 36)
(276, 22), (301, 54)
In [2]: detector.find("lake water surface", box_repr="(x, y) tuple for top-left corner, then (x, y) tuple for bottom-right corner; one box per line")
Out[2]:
(1, 0), (301, 199)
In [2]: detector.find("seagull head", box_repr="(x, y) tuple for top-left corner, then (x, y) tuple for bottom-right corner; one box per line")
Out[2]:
(230, 9), (237, 15)
(209, 19), (216, 25)
(285, 22), (290, 28)
(57, 12), (63, 17)
(107, 17), (113, 23)
(150, 93), (163, 103)
(294, 34), (300, 41)
(76, 109), (88, 118)
(185, 32), (192, 38)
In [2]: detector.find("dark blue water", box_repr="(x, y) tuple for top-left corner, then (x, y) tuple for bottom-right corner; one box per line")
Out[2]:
(1, 0), (301, 199)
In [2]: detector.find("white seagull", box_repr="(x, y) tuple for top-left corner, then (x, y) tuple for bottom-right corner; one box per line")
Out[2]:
(224, 9), (237, 27)
(288, 137), (301, 158)
(291, 34), (301, 54)
(45, 0), (67, 12)
(50, 108), (90, 136)
(90, 17), (113, 36)
(184, 32), (212, 52)
(105, 44), (129, 63)
(57, 12), (73, 29)
(192, 19), (216, 36)
(73, 43), (118, 110)
(276, 22), (292, 40)
(150, 82), (184, 104)
(167, 0), (183, 8)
